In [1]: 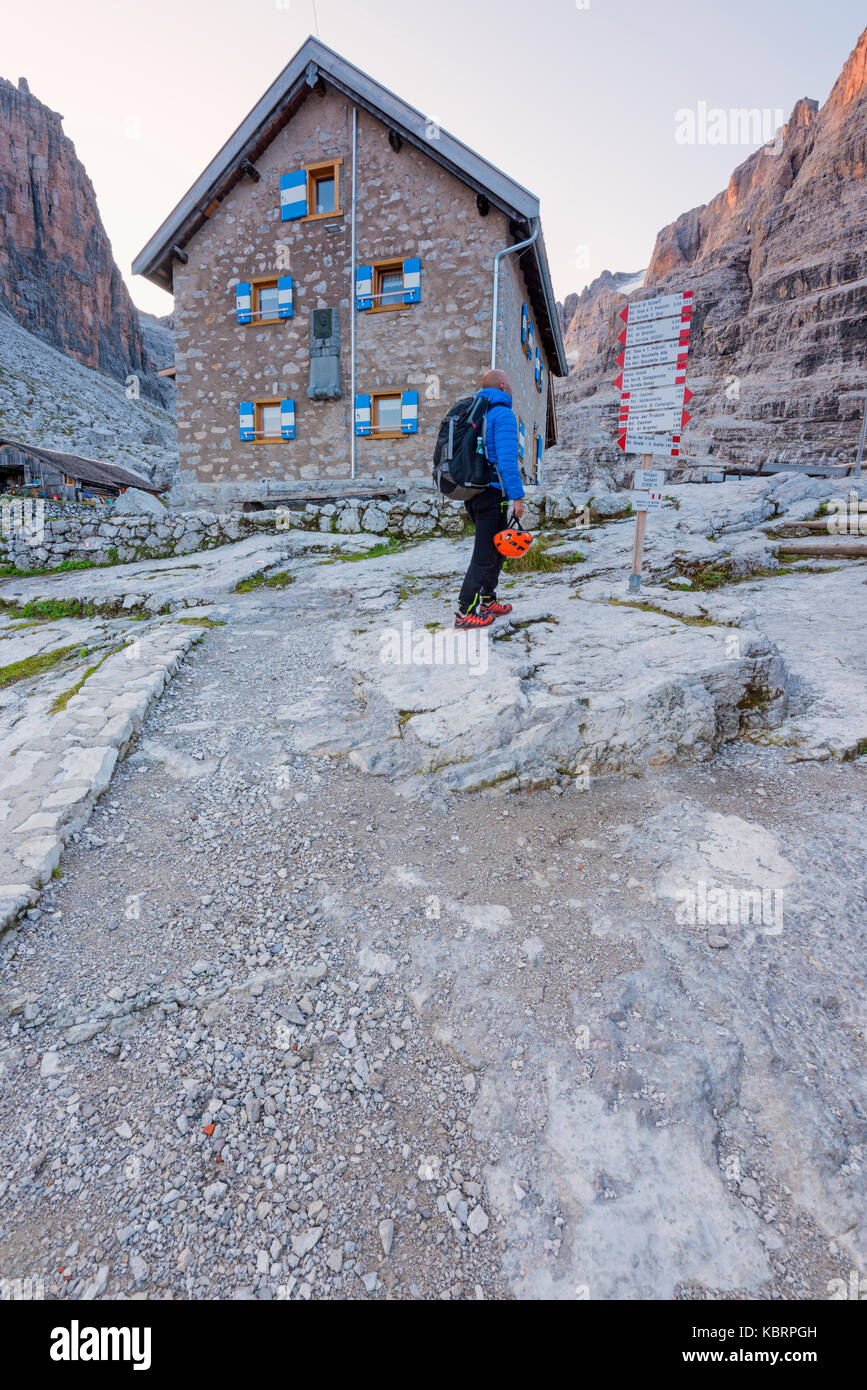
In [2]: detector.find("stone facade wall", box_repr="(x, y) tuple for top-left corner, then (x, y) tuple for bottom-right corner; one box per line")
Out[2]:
(173, 87), (556, 504)
(495, 248), (549, 485)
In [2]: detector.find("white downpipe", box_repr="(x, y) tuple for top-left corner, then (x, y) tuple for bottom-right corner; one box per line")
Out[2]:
(490, 222), (539, 370)
(350, 106), (358, 479)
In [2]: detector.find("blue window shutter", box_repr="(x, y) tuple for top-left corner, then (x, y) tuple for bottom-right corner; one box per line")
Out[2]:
(281, 399), (296, 440)
(527, 321), (534, 362)
(521, 303), (528, 346)
(402, 257), (421, 304)
(354, 393), (372, 436)
(401, 390), (419, 434)
(356, 265), (373, 311)
(518, 420), (526, 462)
(536, 434), (543, 466)
(280, 170), (307, 221)
(277, 276), (293, 319)
(235, 282), (252, 325)
(239, 401), (255, 441)
(535, 346), (543, 390)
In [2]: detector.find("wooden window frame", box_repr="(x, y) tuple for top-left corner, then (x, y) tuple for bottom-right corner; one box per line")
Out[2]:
(368, 258), (409, 314)
(368, 390), (405, 440)
(532, 427), (542, 484)
(248, 275), (282, 326)
(250, 398), (285, 444)
(304, 158), (344, 221)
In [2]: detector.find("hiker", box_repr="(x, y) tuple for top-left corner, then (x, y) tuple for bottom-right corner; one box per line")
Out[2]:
(455, 369), (525, 630)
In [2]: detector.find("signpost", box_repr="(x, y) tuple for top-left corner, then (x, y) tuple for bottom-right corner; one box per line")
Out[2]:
(614, 291), (694, 590)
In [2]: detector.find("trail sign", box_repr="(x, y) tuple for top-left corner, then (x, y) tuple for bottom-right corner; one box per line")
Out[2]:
(619, 384), (693, 412)
(618, 317), (691, 348)
(633, 490), (663, 512)
(616, 431), (681, 457)
(615, 364), (687, 392)
(620, 290), (693, 325)
(634, 469), (665, 491)
(617, 340), (689, 370)
(618, 405), (692, 433)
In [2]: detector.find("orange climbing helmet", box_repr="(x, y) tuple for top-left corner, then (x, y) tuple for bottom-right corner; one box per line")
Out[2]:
(494, 513), (533, 558)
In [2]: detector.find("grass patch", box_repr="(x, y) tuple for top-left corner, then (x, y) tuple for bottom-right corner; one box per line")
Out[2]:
(666, 563), (793, 592)
(737, 688), (771, 713)
(317, 538), (408, 564)
(234, 570), (294, 593)
(0, 553), (122, 579)
(177, 615), (225, 628)
(0, 643), (80, 690)
(504, 538), (586, 574)
(395, 575), (423, 605)
(51, 651), (111, 712)
(608, 598), (719, 626)
(1, 597), (103, 621)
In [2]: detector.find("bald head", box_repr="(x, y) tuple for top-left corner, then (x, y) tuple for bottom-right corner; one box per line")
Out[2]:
(482, 368), (512, 396)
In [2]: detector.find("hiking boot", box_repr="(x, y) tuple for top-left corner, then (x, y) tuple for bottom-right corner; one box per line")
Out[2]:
(454, 609), (495, 630)
(480, 600), (513, 619)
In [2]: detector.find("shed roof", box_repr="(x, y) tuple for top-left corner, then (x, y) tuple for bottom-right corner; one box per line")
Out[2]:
(132, 37), (567, 375)
(0, 439), (160, 494)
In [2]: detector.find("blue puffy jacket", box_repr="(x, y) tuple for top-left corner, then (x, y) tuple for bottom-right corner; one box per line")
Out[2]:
(478, 387), (524, 500)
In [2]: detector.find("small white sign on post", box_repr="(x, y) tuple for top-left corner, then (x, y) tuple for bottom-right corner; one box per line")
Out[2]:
(634, 469), (665, 491)
(633, 469), (664, 512)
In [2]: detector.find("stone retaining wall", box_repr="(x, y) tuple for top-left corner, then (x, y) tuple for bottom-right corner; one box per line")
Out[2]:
(1, 487), (627, 572)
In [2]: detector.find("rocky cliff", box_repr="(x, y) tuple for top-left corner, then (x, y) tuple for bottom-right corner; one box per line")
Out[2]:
(552, 25), (867, 481)
(557, 269), (645, 372)
(0, 310), (178, 490)
(0, 75), (160, 399)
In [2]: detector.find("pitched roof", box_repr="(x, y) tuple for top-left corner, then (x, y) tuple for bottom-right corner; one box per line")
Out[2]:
(0, 439), (160, 494)
(132, 36), (567, 375)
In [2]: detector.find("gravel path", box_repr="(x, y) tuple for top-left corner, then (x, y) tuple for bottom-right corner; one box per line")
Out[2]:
(0, 574), (864, 1301)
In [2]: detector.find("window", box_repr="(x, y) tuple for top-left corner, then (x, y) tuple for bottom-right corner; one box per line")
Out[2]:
(374, 394), (402, 434)
(354, 390), (418, 437)
(256, 283), (280, 320)
(235, 275), (293, 323)
(313, 172), (336, 215)
(239, 399), (295, 442)
(280, 160), (343, 222)
(377, 264), (404, 307)
(258, 403), (282, 440)
(356, 257), (421, 311)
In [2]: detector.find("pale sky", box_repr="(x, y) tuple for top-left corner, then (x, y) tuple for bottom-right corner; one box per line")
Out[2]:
(3, 0), (864, 316)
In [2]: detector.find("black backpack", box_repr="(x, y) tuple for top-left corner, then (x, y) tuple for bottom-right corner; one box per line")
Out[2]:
(432, 395), (494, 500)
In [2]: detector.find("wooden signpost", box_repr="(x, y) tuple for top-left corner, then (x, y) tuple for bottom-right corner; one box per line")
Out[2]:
(614, 291), (694, 590)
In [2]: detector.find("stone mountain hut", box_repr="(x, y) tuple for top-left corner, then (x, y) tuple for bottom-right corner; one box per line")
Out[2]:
(133, 36), (567, 506)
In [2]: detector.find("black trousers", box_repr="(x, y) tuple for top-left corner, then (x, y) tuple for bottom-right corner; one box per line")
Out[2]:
(458, 487), (509, 613)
